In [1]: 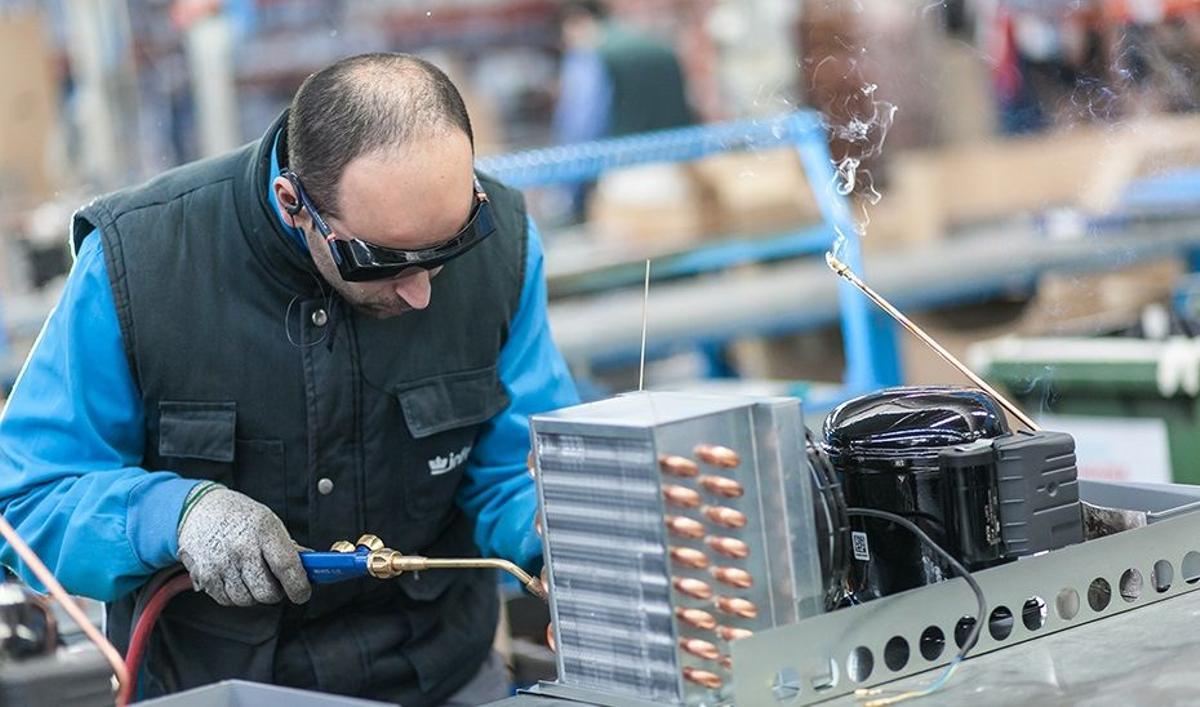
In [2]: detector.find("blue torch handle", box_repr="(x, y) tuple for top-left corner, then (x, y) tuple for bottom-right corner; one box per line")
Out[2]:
(300, 549), (371, 583)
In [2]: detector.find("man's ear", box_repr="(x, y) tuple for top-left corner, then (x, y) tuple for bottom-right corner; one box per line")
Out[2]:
(272, 176), (303, 224)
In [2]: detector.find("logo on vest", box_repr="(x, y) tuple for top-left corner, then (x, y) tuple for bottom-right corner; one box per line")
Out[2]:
(428, 445), (472, 476)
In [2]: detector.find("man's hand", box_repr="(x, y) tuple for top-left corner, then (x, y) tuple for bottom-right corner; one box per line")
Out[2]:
(176, 483), (311, 607)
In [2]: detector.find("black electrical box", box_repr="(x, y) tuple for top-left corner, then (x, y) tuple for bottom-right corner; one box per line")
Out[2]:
(992, 430), (1083, 556)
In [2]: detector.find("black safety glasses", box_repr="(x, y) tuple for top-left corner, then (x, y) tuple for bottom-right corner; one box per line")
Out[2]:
(280, 169), (496, 283)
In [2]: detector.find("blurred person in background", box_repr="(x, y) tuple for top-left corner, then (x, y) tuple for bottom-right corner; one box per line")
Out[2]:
(553, 0), (694, 218)
(0, 52), (577, 706)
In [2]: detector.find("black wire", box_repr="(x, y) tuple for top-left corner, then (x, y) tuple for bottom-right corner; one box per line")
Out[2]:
(805, 429), (851, 608)
(846, 507), (987, 661)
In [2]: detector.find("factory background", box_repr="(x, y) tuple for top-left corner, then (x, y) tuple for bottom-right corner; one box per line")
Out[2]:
(6, 0), (1200, 697)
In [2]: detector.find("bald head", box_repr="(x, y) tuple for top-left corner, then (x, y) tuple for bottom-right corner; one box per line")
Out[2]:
(286, 53), (474, 217)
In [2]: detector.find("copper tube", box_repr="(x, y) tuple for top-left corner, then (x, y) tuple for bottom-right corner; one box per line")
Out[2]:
(0, 514), (130, 703)
(826, 253), (1040, 432)
(716, 625), (754, 642)
(680, 637), (721, 661)
(694, 444), (740, 469)
(670, 546), (710, 569)
(706, 536), (750, 559)
(698, 475), (744, 498)
(703, 506), (748, 529)
(663, 484), (702, 509)
(382, 553), (548, 601)
(660, 454), (700, 478)
(715, 596), (758, 619)
(674, 577), (714, 600)
(683, 667), (724, 690)
(711, 566), (753, 589)
(666, 515), (706, 539)
(676, 607), (718, 630)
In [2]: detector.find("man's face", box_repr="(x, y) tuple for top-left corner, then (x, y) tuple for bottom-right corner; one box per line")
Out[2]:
(274, 130), (475, 319)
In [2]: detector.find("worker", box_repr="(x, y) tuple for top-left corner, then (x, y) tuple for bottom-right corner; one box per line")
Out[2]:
(0, 53), (578, 705)
(552, 0), (694, 218)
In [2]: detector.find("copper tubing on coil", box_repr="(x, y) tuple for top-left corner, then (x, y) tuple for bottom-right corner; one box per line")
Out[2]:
(705, 536), (750, 559)
(673, 577), (714, 600)
(698, 475), (744, 498)
(693, 444), (740, 469)
(714, 595), (758, 619)
(710, 566), (753, 589)
(703, 506), (748, 529)
(659, 455), (699, 478)
(716, 625), (753, 642)
(665, 515), (705, 539)
(679, 638), (721, 661)
(683, 667), (724, 690)
(669, 546), (710, 570)
(675, 607), (718, 630)
(663, 484), (702, 509)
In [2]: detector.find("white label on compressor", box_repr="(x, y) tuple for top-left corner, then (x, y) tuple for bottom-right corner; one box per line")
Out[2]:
(852, 531), (871, 562)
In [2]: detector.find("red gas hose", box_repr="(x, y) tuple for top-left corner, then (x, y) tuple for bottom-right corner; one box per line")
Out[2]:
(119, 574), (194, 705)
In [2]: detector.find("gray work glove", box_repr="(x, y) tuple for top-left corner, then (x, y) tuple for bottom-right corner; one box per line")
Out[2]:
(176, 483), (312, 607)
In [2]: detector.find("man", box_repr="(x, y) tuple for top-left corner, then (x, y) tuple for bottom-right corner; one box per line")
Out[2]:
(0, 53), (578, 705)
(552, 0), (694, 217)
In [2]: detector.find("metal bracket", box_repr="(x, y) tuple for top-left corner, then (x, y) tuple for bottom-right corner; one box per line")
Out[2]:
(731, 498), (1200, 705)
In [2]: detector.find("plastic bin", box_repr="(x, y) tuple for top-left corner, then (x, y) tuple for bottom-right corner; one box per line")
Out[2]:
(973, 336), (1200, 484)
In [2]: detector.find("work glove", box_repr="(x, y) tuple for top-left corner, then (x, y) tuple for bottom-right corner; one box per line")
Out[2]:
(176, 482), (312, 607)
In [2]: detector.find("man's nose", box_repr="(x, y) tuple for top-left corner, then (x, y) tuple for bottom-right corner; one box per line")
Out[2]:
(393, 269), (433, 310)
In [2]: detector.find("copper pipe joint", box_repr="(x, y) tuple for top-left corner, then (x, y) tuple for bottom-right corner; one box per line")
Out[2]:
(675, 607), (718, 630)
(716, 625), (754, 642)
(663, 484), (702, 509)
(669, 546), (710, 570)
(720, 656), (734, 670)
(666, 515), (705, 539)
(683, 667), (724, 690)
(715, 596), (758, 619)
(698, 475), (744, 498)
(679, 637), (720, 661)
(694, 444), (740, 469)
(673, 577), (714, 600)
(706, 536), (750, 559)
(703, 506), (748, 529)
(711, 566), (753, 589)
(659, 454), (699, 478)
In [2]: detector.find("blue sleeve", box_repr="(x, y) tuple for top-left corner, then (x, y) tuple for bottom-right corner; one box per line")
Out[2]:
(0, 233), (200, 601)
(457, 217), (580, 573)
(552, 49), (613, 145)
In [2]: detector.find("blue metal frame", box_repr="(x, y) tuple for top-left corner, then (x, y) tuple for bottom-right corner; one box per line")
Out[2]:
(477, 111), (901, 401)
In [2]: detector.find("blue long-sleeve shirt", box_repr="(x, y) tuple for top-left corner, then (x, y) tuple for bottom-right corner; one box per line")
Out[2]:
(0, 168), (577, 601)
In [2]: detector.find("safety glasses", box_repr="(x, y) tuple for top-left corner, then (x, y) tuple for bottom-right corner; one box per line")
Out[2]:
(280, 169), (496, 283)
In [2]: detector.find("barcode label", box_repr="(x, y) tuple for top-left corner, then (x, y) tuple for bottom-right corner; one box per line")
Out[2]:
(852, 531), (871, 561)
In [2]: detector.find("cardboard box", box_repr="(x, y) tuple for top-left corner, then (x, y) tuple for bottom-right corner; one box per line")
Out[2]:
(0, 12), (59, 207)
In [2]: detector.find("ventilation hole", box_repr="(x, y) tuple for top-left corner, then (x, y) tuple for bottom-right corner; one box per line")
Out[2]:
(988, 606), (1014, 641)
(1088, 578), (1112, 612)
(884, 636), (910, 672)
(1120, 568), (1143, 603)
(919, 626), (945, 661)
(1057, 587), (1080, 620)
(847, 646), (874, 683)
(1183, 551), (1200, 584)
(1022, 597), (1048, 631)
(1154, 560), (1174, 593)
(954, 616), (978, 649)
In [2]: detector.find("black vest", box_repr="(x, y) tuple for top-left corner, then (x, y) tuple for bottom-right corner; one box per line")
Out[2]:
(71, 112), (528, 706)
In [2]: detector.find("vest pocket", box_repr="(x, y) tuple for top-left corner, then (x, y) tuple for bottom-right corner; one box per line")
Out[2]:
(157, 401), (237, 484)
(157, 402), (288, 524)
(394, 366), (511, 520)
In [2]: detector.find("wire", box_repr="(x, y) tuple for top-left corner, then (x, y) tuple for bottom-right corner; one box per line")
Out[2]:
(845, 507), (987, 706)
(805, 429), (851, 609)
(0, 512), (130, 705)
